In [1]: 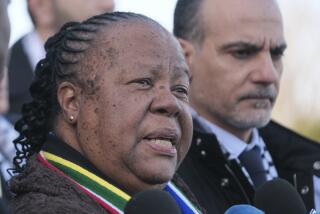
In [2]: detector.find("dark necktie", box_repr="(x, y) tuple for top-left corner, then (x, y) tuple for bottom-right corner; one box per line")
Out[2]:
(239, 145), (267, 189)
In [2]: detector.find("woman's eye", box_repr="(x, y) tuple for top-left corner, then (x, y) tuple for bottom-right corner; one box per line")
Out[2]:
(176, 87), (188, 95)
(138, 79), (151, 86)
(173, 85), (189, 101)
(130, 78), (153, 89)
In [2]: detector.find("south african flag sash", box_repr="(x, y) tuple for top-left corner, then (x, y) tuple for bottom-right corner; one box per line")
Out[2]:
(37, 151), (201, 214)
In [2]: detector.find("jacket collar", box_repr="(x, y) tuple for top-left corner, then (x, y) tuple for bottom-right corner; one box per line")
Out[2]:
(191, 118), (255, 203)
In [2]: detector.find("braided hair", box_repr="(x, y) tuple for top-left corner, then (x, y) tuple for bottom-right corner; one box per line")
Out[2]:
(12, 12), (155, 174)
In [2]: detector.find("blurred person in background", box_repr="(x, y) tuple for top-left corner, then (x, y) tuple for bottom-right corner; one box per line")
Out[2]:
(7, 0), (115, 123)
(174, 0), (320, 212)
(0, 0), (10, 79)
(0, 68), (18, 181)
(1, 0), (14, 213)
(0, 0), (18, 178)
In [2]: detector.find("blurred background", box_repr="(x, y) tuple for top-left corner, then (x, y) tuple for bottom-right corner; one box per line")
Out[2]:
(7, 0), (320, 141)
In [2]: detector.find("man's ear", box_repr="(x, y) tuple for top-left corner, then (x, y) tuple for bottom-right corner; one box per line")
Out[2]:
(178, 38), (196, 68)
(57, 82), (81, 124)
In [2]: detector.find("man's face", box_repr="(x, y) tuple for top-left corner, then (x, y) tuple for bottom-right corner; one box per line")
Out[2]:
(53, 0), (114, 28)
(0, 0), (10, 79)
(77, 21), (192, 193)
(188, 0), (286, 140)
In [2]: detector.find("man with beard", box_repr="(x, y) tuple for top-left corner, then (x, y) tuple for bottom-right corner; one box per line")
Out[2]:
(173, 0), (320, 212)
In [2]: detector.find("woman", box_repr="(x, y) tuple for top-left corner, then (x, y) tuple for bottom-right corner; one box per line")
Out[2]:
(10, 12), (200, 213)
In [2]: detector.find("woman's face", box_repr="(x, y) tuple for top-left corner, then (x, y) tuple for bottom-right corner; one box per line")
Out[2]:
(76, 21), (193, 194)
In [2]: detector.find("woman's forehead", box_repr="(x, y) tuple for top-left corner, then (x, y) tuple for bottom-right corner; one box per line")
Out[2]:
(95, 20), (171, 48)
(71, 19), (188, 86)
(87, 21), (183, 65)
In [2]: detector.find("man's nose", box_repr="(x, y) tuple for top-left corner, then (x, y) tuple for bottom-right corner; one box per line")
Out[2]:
(150, 87), (181, 118)
(250, 54), (281, 85)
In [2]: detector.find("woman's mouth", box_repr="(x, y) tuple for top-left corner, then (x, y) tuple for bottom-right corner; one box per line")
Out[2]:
(145, 138), (177, 156)
(142, 129), (179, 157)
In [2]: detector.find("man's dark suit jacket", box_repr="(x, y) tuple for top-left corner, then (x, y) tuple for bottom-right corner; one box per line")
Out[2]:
(8, 36), (34, 123)
(178, 120), (320, 213)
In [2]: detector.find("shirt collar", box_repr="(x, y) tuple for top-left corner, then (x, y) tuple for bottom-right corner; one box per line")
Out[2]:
(22, 31), (45, 71)
(191, 109), (265, 160)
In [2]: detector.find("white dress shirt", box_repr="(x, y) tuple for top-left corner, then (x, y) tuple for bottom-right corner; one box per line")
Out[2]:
(22, 31), (45, 71)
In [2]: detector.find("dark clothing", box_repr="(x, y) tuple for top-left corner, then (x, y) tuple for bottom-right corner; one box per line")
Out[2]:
(0, 171), (11, 214)
(178, 120), (320, 213)
(10, 156), (109, 214)
(7, 37), (33, 123)
(9, 135), (114, 213)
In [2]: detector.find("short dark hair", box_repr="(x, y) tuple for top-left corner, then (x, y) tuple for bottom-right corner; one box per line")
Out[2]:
(173, 0), (204, 44)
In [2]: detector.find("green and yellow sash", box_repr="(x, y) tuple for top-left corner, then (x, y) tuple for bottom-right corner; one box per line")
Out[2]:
(37, 151), (201, 214)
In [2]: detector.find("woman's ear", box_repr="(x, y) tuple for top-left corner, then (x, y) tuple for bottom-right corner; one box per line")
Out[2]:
(57, 82), (81, 124)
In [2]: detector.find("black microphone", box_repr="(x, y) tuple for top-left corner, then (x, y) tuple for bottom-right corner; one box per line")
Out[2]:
(254, 178), (307, 214)
(124, 189), (182, 214)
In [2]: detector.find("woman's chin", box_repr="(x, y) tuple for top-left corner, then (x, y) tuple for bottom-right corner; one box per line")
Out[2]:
(135, 167), (175, 186)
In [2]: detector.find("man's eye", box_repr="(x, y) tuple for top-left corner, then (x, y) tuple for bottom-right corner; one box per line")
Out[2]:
(232, 49), (255, 59)
(270, 48), (284, 61)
